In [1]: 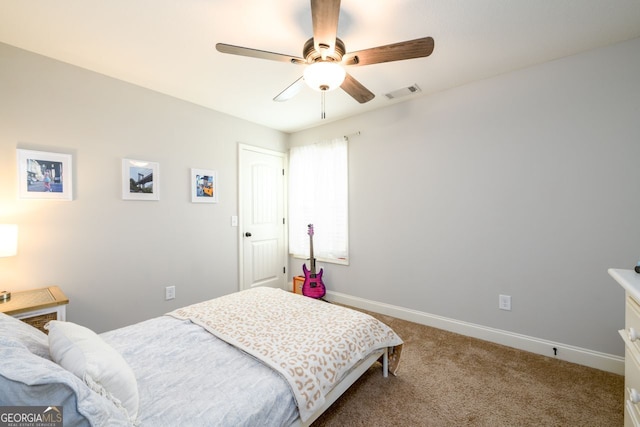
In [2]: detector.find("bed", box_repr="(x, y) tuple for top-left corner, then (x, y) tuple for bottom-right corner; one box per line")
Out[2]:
(0, 287), (403, 426)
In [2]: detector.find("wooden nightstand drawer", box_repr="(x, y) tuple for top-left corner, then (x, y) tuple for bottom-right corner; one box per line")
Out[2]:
(14, 310), (59, 333)
(0, 286), (68, 333)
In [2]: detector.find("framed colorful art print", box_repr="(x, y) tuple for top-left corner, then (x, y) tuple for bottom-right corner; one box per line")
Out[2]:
(191, 168), (218, 203)
(17, 149), (73, 200)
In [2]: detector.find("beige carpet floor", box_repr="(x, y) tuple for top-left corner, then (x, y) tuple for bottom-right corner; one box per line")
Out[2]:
(312, 310), (624, 427)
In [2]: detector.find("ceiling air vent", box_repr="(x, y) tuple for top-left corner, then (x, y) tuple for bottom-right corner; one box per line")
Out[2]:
(384, 84), (422, 100)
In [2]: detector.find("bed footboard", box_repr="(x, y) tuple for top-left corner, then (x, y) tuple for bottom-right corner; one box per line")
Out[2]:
(293, 347), (390, 427)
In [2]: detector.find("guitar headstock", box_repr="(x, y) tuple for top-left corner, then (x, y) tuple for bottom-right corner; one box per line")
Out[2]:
(307, 224), (314, 237)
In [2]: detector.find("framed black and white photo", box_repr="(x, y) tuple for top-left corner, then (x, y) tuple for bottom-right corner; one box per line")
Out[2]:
(122, 159), (159, 201)
(191, 168), (218, 203)
(17, 149), (73, 200)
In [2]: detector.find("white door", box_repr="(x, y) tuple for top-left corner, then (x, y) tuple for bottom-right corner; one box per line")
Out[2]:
(238, 144), (287, 291)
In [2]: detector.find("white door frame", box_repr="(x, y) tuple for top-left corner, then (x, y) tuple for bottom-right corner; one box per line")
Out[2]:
(237, 143), (288, 291)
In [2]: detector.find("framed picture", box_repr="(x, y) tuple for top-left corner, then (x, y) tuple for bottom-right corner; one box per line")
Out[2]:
(191, 168), (218, 203)
(17, 149), (73, 200)
(122, 159), (159, 201)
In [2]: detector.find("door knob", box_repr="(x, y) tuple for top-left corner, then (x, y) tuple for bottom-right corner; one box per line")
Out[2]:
(245, 232), (252, 237)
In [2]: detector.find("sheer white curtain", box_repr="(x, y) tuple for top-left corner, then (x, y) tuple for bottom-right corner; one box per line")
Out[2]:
(289, 137), (348, 264)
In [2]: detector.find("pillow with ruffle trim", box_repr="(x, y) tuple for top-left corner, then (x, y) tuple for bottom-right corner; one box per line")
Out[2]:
(46, 320), (139, 424)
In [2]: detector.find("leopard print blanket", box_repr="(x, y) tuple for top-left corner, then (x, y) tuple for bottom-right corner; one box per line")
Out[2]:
(168, 287), (403, 422)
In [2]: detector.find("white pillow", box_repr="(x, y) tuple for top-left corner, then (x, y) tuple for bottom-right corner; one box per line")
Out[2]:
(46, 320), (139, 422)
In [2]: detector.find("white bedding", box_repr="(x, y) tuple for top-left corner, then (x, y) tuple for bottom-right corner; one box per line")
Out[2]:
(101, 316), (299, 426)
(168, 287), (403, 423)
(1, 288), (402, 426)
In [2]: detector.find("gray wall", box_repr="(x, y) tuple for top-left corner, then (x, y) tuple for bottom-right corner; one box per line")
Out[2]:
(0, 43), (287, 332)
(2, 36), (639, 358)
(290, 37), (640, 357)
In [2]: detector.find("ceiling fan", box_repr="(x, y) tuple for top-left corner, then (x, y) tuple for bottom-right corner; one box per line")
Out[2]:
(215, 0), (434, 116)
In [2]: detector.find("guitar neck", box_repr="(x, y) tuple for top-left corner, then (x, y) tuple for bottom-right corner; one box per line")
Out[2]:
(309, 234), (316, 275)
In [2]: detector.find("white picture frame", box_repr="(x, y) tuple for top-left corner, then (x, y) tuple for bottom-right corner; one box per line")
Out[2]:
(191, 168), (218, 203)
(122, 159), (159, 201)
(17, 149), (73, 201)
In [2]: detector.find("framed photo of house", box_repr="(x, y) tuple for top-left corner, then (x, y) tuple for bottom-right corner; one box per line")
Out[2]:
(17, 149), (73, 200)
(191, 168), (218, 203)
(122, 159), (159, 201)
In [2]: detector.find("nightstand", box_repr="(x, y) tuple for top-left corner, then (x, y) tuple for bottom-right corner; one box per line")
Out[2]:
(0, 286), (69, 333)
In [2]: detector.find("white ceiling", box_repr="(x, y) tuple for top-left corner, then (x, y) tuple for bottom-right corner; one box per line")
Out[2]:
(1, 0), (640, 133)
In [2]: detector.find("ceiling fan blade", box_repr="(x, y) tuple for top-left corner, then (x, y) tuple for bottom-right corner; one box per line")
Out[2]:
(341, 73), (375, 104)
(343, 37), (434, 66)
(216, 43), (305, 64)
(310, 0), (341, 57)
(273, 77), (305, 102)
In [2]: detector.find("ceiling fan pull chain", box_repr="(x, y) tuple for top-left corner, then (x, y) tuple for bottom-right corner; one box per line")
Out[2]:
(321, 90), (326, 120)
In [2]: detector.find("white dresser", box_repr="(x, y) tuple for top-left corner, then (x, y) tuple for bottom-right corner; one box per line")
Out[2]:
(610, 268), (640, 427)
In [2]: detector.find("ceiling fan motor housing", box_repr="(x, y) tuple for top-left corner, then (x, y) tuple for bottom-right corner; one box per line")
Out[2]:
(216, 0), (433, 106)
(304, 37), (346, 63)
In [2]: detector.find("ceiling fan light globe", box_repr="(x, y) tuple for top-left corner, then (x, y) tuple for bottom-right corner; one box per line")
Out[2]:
(303, 62), (346, 92)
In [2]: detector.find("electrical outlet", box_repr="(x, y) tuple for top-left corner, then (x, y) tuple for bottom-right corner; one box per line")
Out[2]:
(165, 286), (176, 300)
(499, 294), (511, 311)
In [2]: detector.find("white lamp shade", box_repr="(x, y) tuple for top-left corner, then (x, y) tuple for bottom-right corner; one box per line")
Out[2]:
(0, 224), (18, 257)
(303, 62), (346, 92)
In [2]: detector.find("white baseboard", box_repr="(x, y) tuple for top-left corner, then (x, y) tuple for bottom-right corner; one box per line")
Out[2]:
(325, 290), (624, 375)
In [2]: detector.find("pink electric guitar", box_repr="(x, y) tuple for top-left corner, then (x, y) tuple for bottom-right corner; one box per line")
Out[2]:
(302, 224), (326, 299)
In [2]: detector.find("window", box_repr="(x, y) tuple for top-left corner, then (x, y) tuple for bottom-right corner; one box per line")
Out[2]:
(288, 137), (348, 264)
